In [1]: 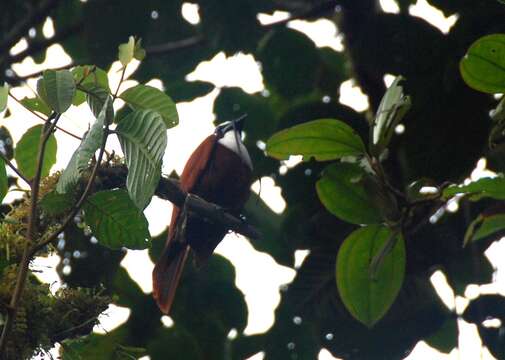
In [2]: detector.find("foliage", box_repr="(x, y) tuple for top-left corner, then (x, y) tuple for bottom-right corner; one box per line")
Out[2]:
(1, 0), (505, 359)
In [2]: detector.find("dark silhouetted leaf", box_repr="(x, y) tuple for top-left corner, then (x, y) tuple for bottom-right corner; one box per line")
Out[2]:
(464, 213), (505, 246)
(40, 191), (74, 216)
(425, 317), (458, 354)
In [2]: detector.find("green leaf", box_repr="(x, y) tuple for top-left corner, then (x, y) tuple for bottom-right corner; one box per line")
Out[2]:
(316, 162), (382, 225)
(72, 66), (110, 106)
(336, 225), (405, 327)
(118, 36), (135, 67)
(460, 34), (505, 93)
(464, 213), (505, 246)
(85, 86), (114, 125)
(266, 119), (365, 161)
(0, 84), (8, 112)
(14, 125), (57, 179)
(40, 191), (74, 216)
(0, 158), (8, 202)
(119, 84), (178, 128)
(443, 176), (505, 200)
(165, 80), (215, 103)
(72, 65), (110, 91)
(83, 189), (150, 250)
(37, 69), (76, 113)
(20, 96), (52, 116)
(133, 39), (146, 61)
(445, 252), (493, 295)
(425, 318), (458, 354)
(371, 76), (411, 156)
(61, 325), (147, 360)
(116, 110), (167, 209)
(258, 28), (320, 98)
(56, 98), (108, 193)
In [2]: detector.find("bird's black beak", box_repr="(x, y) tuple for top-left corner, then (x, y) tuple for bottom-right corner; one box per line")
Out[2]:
(231, 113), (247, 134)
(215, 114), (247, 138)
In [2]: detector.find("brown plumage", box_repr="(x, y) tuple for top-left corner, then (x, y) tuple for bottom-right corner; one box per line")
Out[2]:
(152, 132), (252, 314)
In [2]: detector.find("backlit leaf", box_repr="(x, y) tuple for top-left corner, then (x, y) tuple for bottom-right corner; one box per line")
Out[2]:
(460, 34), (505, 93)
(316, 162), (382, 225)
(14, 125), (57, 179)
(371, 76), (411, 156)
(444, 176), (505, 200)
(0, 84), (8, 112)
(119, 84), (178, 128)
(336, 225), (405, 327)
(118, 36), (135, 67)
(266, 119), (365, 161)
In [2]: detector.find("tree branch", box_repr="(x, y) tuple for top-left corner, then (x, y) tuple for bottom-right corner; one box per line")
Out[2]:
(0, 0), (62, 56)
(9, 93), (82, 141)
(99, 165), (261, 240)
(7, 63), (78, 84)
(145, 35), (205, 56)
(0, 152), (30, 186)
(144, 0), (339, 56)
(264, 0), (339, 28)
(4, 23), (83, 74)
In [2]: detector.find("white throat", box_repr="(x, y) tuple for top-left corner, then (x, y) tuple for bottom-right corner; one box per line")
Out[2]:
(218, 131), (253, 170)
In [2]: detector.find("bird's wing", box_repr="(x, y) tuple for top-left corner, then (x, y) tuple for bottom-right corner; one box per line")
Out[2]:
(152, 135), (217, 314)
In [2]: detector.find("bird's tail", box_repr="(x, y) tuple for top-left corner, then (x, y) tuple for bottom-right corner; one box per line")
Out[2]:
(152, 241), (190, 314)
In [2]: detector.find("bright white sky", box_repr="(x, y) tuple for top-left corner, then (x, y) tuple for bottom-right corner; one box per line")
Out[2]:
(5, 1), (504, 359)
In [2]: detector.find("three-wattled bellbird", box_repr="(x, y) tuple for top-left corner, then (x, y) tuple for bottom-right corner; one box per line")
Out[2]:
(152, 115), (253, 314)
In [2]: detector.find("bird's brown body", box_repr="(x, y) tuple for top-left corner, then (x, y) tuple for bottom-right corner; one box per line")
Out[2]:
(153, 131), (252, 314)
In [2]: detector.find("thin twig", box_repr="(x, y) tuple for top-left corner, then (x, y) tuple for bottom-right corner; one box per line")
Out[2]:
(7, 63), (78, 83)
(144, 0), (339, 56)
(0, 152), (30, 186)
(9, 93), (82, 140)
(145, 35), (204, 55)
(112, 66), (127, 102)
(264, 0), (339, 28)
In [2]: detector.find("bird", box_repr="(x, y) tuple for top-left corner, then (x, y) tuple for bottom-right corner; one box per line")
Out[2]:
(152, 115), (253, 315)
